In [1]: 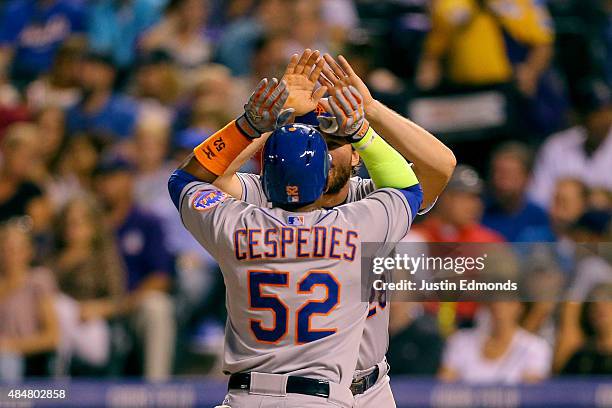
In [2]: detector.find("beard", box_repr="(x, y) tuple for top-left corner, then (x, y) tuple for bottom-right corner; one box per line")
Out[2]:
(326, 161), (352, 196)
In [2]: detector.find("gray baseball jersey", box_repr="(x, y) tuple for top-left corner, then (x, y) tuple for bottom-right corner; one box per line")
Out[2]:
(177, 177), (414, 387)
(237, 173), (390, 371)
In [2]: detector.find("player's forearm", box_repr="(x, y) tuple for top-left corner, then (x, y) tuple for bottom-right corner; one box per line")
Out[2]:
(366, 100), (456, 208)
(213, 132), (271, 199)
(178, 153), (217, 183)
(177, 120), (254, 185)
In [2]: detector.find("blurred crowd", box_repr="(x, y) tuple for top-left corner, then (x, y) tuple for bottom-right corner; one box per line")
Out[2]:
(0, 0), (610, 383)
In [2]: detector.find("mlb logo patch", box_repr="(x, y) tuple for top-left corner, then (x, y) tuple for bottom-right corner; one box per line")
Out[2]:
(286, 185), (299, 202)
(192, 189), (227, 211)
(287, 216), (304, 226)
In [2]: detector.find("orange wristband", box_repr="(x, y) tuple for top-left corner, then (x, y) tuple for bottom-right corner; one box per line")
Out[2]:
(193, 120), (252, 176)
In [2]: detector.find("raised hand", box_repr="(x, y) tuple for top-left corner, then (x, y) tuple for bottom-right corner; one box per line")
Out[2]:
(320, 54), (374, 111)
(325, 85), (370, 141)
(237, 78), (292, 138)
(282, 49), (327, 116)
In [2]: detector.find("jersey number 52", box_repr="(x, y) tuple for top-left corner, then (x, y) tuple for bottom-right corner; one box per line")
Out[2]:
(248, 270), (340, 344)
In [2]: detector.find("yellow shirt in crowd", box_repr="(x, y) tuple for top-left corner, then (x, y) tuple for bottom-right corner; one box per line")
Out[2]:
(425, 0), (554, 85)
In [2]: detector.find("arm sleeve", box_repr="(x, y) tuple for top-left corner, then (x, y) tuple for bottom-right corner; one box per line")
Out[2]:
(352, 128), (419, 189)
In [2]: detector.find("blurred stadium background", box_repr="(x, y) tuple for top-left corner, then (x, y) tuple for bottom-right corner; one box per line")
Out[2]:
(0, 0), (610, 407)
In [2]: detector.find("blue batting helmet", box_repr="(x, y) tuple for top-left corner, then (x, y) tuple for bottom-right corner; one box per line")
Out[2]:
(262, 123), (330, 205)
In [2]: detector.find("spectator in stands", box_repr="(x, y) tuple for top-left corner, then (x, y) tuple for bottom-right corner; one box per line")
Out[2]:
(233, 33), (290, 113)
(549, 178), (589, 239)
(529, 80), (612, 208)
(131, 50), (180, 119)
(53, 196), (126, 374)
(140, 0), (214, 83)
(66, 52), (139, 142)
(566, 211), (612, 301)
(483, 142), (551, 242)
(132, 115), (180, 253)
(93, 154), (174, 381)
(133, 114), (218, 337)
(413, 165), (505, 243)
(0, 71), (28, 136)
(319, 0), (358, 51)
(439, 301), (552, 384)
(87, 0), (164, 72)
(0, 0), (85, 87)
(416, 0), (554, 94)
(0, 218), (59, 380)
(416, 0), (565, 134)
(589, 188), (612, 211)
(1, 122), (60, 263)
(171, 63), (237, 140)
(49, 134), (104, 209)
(30, 107), (66, 186)
(26, 37), (85, 110)
(0, 69), (20, 109)
(215, 0), (292, 76)
(562, 284), (612, 375)
(286, 0), (330, 57)
(411, 165), (504, 333)
(387, 303), (444, 375)
(0, 123), (45, 223)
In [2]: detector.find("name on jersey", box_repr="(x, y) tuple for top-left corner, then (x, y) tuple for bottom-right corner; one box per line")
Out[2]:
(234, 227), (358, 261)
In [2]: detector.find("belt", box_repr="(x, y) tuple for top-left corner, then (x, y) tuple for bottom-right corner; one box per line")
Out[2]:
(350, 366), (379, 395)
(228, 372), (330, 398)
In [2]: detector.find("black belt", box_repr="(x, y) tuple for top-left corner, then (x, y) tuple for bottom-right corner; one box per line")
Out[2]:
(350, 366), (380, 396)
(228, 373), (330, 398)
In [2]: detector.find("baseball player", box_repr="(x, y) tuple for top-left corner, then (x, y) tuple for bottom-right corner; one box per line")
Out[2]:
(213, 50), (456, 407)
(168, 77), (423, 407)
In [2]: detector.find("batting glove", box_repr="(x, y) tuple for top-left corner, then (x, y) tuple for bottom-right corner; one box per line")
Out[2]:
(319, 86), (369, 142)
(236, 78), (294, 139)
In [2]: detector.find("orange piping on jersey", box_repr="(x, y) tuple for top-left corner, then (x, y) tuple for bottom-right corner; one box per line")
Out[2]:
(234, 229), (247, 260)
(247, 270), (290, 345)
(329, 227), (343, 259)
(296, 227), (311, 258)
(295, 270), (341, 345)
(367, 305), (378, 319)
(280, 227), (294, 258)
(247, 229), (262, 260)
(193, 120), (252, 176)
(344, 230), (359, 261)
(312, 226), (327, 258)
(263, 228), (278, 258)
